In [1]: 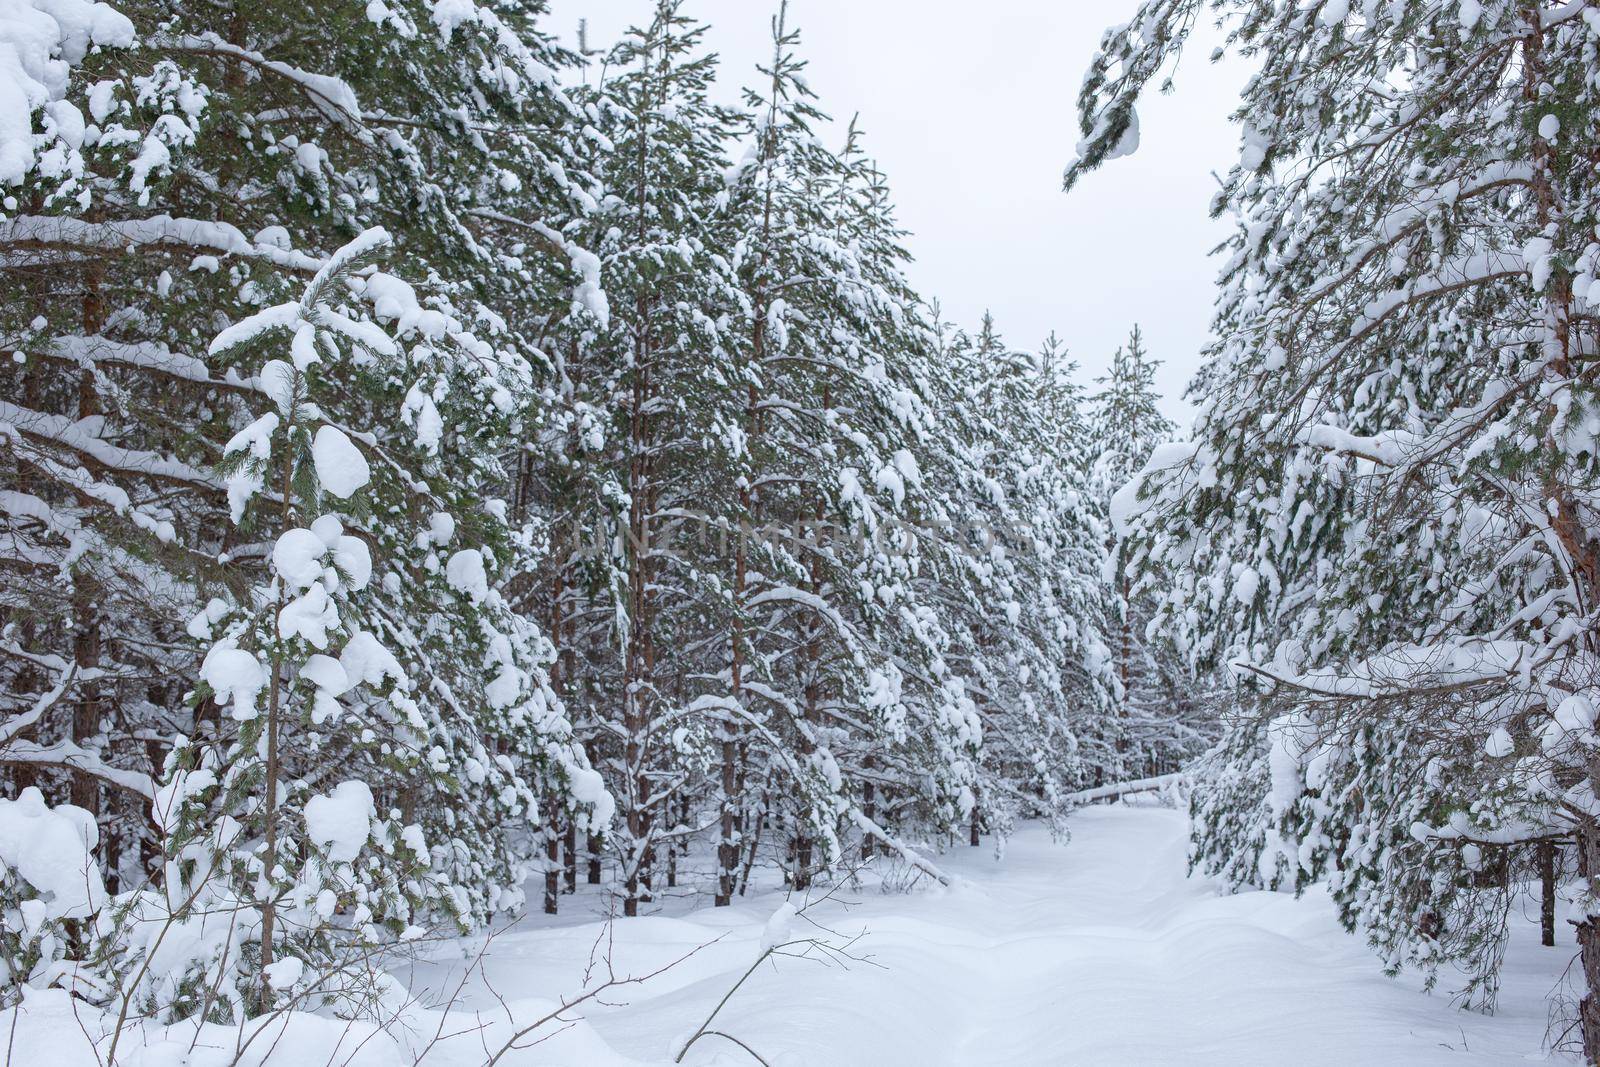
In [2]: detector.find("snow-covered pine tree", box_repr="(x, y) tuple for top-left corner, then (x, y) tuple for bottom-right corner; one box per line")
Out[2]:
(555, 0), (746, 917)
(1072, 0), (1600, 1040)
(814, 133), (1002, 862)
(1090, 326), (1212, 775)
(930, 315), (1113, 835)
(2, 0), (610, 1012)
(115, 228), (604, 1020)
(705, 6), (993, 894)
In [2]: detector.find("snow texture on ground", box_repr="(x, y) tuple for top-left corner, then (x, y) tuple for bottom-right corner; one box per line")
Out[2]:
(403, 804), (1566, 1064)
(3, 804), (1568, 1064)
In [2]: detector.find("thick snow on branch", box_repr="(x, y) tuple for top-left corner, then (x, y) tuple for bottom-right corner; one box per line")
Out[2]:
(0, 0), (133, 185)
(304, 224), (390, 295)
(1236, 639), (1541, 701)
(0, 397), (216, 486)
(47, 335), (232, 386)
(1109, 440), (1203, 537)
(0, 740), (154, 798)
(0, 787), (105, 918)
(1298, 162), (1534, 306)
(0, 213), (320, 271)
(1301, 424), (1421, 467)
(1065, 772), (1187, 806)
(0, 665), (77, 746)
(848, 808), (953, 887)
(156, 33), (363, 127)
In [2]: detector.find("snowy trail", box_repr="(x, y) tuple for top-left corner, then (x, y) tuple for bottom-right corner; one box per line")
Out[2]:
(407, 806), (1563, 1065)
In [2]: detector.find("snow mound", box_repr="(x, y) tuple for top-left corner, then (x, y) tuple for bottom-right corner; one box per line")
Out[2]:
(312, 424), (370, 499)
(0, 0), (134, 185)
(304, 780), (374, 863)
(0, 787), (104, 920)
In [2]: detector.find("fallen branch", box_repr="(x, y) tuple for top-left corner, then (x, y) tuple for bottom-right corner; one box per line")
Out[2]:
(847, 808), (952, 886)
(1064, 772), (1187, 806)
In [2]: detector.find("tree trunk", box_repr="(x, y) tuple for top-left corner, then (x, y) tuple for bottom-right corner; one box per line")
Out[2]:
(1576, 824), (1600, 1057)
(1116, 571), (1132, 770)
(717, 514), (748, 907)
(792, 478), (827, 892)
(564, 819), (577, 894)
(543, 797), (560, 915)
(1541, 841), (1557, 948)
(1523, 15), (1599, 1057)
(141, 735), (165, 876)
(587, 830), (603, 886)
(793, 836), (812, 892)
(545, 561), (574, 911)
(716, 735), (739, 906)
(861, 758), (876, 862)
(720, 92), (781, 905)
(70, 575), (101, 816)
(70, 260), (105, 819)
(258, 375), (298, 1013)
(737, 797), (767, 898)
(619, 304), (658, 918)
(258, 586), (286, 1012)
(9, 360), (43, 797)
(583, 738), (602, 885)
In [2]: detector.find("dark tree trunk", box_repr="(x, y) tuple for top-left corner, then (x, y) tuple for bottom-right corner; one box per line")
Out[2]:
(1576, 824), (1600, 1058)
(69, 580), (101, 816)
(9, 362), (42, 798)
(563, 819), (577, 894)
(141, 736), (164, 876)
(583, 738), (603, 885)
(716, 735), (739, 906)
(70, 272), (104, 820)
(737, 801), (766, 898)
(1541, 841), (1557, 948)
(860, 762), (876, 862)
(69, 313), (104, 825)
(543, 799), (560, 915)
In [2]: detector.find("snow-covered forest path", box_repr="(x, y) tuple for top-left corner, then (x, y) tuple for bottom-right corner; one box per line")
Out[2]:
(408, 806), (1562, 1065)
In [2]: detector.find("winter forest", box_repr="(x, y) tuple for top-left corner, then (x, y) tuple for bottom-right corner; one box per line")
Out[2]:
(2, 0), (1599, 1062)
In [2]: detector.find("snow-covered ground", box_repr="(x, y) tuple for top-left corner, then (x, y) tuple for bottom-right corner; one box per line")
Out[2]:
(399, 804), (1565, 1065)
(5, 803), (1569, 1064)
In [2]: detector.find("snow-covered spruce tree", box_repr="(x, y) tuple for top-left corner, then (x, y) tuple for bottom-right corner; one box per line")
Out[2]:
(1089, 326), (1213, 775)
(1029, 331), (1120, 799)
(1071, 0), (1600, 1038)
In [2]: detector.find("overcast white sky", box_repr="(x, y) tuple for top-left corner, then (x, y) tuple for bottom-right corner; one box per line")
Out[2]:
(546, 1), (1247, 428)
